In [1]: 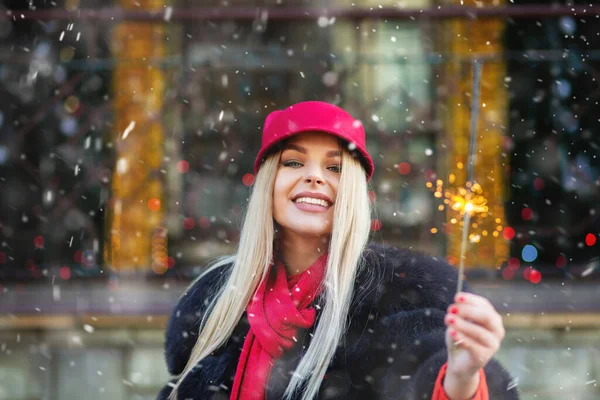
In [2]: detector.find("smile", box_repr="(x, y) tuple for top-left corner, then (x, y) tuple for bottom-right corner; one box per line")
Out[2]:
(292, 197), (332, 213)
(293, 197), (331, 207)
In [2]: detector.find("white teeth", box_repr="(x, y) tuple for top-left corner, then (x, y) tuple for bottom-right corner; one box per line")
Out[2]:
(294, 197), (330, 207)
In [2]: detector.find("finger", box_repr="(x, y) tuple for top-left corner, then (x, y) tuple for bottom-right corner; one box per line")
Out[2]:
(448, 328), (489, 363)
(454, 292), (495, 310)
(447, 303), (505, 338)
(445, 314), (500, 351)
(447, 303), (504, 338)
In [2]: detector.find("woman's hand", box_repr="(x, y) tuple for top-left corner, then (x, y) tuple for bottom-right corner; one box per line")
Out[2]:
(442, 291), (505, 399)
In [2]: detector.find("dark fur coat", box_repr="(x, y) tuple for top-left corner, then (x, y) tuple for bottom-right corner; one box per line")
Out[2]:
(158, 243), (520, 400)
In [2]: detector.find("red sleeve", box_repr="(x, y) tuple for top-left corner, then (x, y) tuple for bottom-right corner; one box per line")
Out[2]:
(431, 362), (489, 400)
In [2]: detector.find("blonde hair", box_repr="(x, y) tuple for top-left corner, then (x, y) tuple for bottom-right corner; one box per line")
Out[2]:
(169, 143), (373, 400)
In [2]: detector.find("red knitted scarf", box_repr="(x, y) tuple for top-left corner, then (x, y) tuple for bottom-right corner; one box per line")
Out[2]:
(230, 253), (328, 400)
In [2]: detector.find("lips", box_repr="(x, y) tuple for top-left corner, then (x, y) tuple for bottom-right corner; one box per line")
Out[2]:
(293, 200), (331, 213)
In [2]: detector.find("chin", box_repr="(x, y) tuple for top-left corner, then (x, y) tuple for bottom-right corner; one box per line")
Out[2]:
(286, 223), (332, 238)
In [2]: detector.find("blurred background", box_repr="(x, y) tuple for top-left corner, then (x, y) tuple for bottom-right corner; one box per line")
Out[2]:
(0, 0), (599, 399)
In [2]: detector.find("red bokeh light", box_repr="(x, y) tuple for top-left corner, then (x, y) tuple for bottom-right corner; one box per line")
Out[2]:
(198, 217), (211, 229)
(74, 250), (83, 264)
(424, 169), (437, 182)
(502, 268), (514, 280)
(148, 198), (161, 211)
(508, 257), (520, 271)
(522, 207), (534, 221)
(370, 219), (382, 231)
(556, 255), (567, 268)
(242, 173), (255, 187)
(533, 177), (544, 191)
(503, 226), (515, 240)
(368, 191), (377, 203)
(34, 236), (44, 249)
(176, 160), (190, 174)
(60, 266), (71, 280)
(182, 217), (195, 230)
(529, 269), (542, 284)
(585, 233), (597, 247)
(168, 256), (175, 269)
(398, 162), (411, 175)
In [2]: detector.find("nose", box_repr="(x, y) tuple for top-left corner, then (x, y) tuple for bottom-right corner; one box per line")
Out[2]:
(304, 173), (324, 185)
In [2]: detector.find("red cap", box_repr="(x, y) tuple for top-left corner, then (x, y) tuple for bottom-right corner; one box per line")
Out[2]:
(254, 101), (374, 180)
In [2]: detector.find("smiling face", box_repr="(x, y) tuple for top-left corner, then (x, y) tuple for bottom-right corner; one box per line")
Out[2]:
(272, 131), (342, 240)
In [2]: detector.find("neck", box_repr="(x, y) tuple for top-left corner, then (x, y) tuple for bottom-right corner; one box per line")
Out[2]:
(277, 231), (329, 276)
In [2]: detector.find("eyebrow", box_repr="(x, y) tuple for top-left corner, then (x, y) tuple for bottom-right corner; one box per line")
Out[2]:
(283, 143), (341, 158)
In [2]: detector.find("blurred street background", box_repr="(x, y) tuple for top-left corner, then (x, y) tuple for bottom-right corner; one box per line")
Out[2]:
(0, 0), (599, 399)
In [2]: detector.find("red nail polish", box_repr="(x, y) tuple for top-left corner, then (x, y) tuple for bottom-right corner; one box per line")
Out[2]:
(458, 296), (465, 302)
(450, 306), (459, 314)
(448, 318), (455, 324)
(450, 330), (457, 337)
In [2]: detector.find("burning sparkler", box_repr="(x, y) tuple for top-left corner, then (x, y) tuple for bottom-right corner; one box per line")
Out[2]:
(455, 59), (483, 293)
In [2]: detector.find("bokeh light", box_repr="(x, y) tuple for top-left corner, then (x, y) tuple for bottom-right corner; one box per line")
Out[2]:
(533, 177), (544, 191)
(182, 217), (195, 230)
(370, 219), (382, 231)
(242, 173), (255, 186)
(508, 257), (520, 270)
(176, 160), (190, 174)
(148, 198), (161, 211)
(529, 269), (542, 284)
(34, 236), (44, 249)
(502, 268), (514, 280)
(60, 266), (71, 280)
(503, 226), (515, 240)
(522, 207), (534, 221)
(522, 245), (538, 262)
(398, 162), (411, 175)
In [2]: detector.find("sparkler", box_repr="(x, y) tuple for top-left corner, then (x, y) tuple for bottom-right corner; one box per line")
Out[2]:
(456, 59), (483, 294)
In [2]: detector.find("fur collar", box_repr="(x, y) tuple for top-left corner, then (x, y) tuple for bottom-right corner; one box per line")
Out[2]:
(160, 242), (519, 399)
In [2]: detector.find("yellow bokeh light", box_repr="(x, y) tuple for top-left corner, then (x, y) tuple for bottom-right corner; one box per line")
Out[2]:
(469, 234), (481, 243)
(60, 47), (75, 62)
(431, 228), (438, 234)
(64, 96), (80, 113)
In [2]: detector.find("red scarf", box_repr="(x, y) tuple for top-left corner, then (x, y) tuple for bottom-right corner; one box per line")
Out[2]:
(230, 253), (328, 400)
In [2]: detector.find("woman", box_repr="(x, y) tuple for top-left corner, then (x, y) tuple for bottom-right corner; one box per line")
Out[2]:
(158, 101), (519, 400)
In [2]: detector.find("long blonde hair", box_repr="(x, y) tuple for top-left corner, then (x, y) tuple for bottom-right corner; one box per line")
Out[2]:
(169, 143), (373, 400)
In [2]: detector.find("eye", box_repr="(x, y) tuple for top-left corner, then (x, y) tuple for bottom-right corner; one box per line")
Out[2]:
(283, 161), (341, 173)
